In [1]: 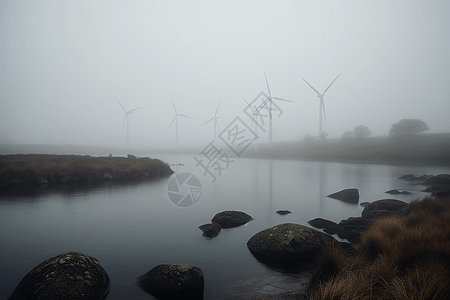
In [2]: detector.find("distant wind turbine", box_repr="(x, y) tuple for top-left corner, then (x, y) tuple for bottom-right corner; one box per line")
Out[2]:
(259, 72), (293, 144)
(202, 101), (221, 144)
(116, 98), (143, 148)
(301, 74), (340, 137)
(242, 96), (264, 147)
(168, 97), (192, 149)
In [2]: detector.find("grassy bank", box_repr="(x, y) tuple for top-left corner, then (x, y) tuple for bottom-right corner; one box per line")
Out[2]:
(0, 154), (174, 193)
(244, 133), (450, 166)
(298, 196), (450, 300)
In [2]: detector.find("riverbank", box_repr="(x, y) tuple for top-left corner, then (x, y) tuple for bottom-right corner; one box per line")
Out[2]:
(0, 154), (174, 193)
(243, 133), (450, 166)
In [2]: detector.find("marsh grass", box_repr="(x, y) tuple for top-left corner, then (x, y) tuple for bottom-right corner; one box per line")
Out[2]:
(306, 196), (450, 300)
(0, 154), (173, 190)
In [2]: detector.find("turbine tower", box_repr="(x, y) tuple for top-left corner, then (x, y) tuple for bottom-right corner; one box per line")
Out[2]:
(168, 97), (191, 149)
(242, 96), (264, 147)
(260, 73), (293, 145)
(116, 98), (143, 148)
(202, 101), (221, 144)
(301, 74), (340, 138)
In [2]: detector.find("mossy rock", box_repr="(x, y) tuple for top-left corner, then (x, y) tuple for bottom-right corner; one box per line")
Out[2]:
(247, 223), (336, 263)
(8, 252), (110, 300)
(211, 210), (253, 228)
(136, 264), (204, 300)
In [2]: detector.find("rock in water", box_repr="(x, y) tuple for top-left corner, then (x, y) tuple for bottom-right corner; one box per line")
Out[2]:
(307, 218), (337, 229)
(198, 223), (221, 238)
(136, 264), (204, 300)
(247, 223), (336, 263)
(8, 252), (110, 300)
(276, 210), (292, 215)
(211, 211), (253, 228)
(385, 189), (412, 195)
(361, 199), (408, 219)
(327, 188), (359, 204)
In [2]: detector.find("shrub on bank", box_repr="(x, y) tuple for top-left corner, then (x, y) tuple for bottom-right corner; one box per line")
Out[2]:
(307, 196), (450, 300)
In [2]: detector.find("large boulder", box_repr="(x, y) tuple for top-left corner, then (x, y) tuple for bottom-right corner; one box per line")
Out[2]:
(211, 211), (253, 228)
(8, 252), (110, 300)
(361, 199), (408, 219)
(247, 223), (336, 263)
(136, 264), (204, 300)
(327, 188), (359, 204)
(198, 223), (221, 238)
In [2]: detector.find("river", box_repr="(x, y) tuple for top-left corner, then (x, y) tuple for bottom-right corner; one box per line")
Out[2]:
(1, 155), (449, 299)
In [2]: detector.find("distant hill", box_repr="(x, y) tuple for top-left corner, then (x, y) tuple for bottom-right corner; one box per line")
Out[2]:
(243, 133), (450, 166)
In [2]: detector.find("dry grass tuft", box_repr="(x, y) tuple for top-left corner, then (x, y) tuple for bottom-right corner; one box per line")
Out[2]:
(306, 196), (450, 300)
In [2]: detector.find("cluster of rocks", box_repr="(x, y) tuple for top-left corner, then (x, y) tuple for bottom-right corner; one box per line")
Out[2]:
(308, 199), (409, 243)
(198, 210), (253, 238)
(307, 174), (450, 244)
(10, 174), (449, 299)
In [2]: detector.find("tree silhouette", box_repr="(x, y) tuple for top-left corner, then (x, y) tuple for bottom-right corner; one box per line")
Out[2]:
(354, 125), (371, 139)
(389, 119), (430, 136)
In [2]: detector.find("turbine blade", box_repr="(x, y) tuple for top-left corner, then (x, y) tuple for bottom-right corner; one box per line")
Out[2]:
(272, 96), (294, 103)
(168, 115), (177, 129)
(214, 101), (221, 117)
(202, 117), (214, 125)
(264, 72), (272, 98)
(301, 77), (321, 96)
(323, 74), (340, 95)
(256, 96), (270, 112)
(128, 106), (143, 113)
(321, 98), (327, 122)
(242, 97), (252, 110)
(171, 97), (177, 114)
(116, 98), (126, 112)
(122, 114), (127, 129)
(215, 119), (221, 132)
(179, 114), (192, 119)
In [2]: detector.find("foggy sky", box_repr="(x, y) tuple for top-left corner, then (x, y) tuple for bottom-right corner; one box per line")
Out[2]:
(1, 0), (449, 149)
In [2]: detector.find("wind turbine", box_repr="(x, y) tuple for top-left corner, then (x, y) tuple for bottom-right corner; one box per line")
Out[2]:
(301, 74), (340, 138)
(242, 96), (264, 147)
(116, 98), (143, 148)
(260, 72), (293, 145)
(168, 97), (191, 149)
(202, 101), (221, 144)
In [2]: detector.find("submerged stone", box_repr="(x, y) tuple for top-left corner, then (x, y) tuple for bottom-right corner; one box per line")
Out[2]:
(198, 223), (221, 238)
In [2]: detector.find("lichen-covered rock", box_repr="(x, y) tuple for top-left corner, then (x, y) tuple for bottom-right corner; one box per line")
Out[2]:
(211, 210), (253, 228)
(8, 252), (110, 300)
(327, 188), (359, 204)
(198, 223), (221, 238)
(247, 223), (336, 263)
(136, 264), (204, 300)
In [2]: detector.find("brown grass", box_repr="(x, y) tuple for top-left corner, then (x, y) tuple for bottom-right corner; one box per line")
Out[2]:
(306, 196), (450, 300)
(0, 154), (173, 191)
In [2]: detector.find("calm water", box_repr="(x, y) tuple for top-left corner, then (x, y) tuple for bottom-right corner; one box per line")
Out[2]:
(1, 156), (449, 299)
